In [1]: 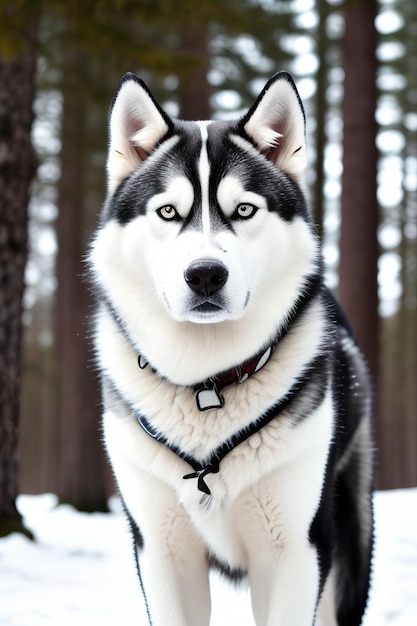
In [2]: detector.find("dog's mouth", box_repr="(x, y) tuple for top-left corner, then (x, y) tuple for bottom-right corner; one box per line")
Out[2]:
(185, 298), (230, 323)
(185, 291), (251, 323)
(191, 302), (224, 314)
(161, 291), (228, 322)
(162, 289), (251, 324)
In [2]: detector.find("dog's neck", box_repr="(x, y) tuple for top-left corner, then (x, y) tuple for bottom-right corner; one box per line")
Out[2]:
(138, 342), (274, 411)
(136, 274), (322, 411)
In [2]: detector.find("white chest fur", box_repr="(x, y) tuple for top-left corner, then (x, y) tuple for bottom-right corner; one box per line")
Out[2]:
(98, 298), (333, 569)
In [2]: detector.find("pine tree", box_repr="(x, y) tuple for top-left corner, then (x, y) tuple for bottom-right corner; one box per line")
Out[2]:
(0, 7), (39, 535)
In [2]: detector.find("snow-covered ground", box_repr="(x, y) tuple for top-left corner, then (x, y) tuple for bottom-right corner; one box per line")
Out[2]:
(0, 489), (416, 625)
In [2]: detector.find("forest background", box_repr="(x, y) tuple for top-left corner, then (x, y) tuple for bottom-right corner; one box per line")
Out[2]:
(0, 0), (416, 529)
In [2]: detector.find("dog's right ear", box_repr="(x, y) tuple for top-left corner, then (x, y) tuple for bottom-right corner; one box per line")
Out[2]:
(107, 73), (172, 193)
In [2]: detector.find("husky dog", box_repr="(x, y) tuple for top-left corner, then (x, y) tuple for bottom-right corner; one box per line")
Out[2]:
(89, 71), (374, 626)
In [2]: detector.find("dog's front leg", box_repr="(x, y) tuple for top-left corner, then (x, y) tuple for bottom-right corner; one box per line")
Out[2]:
(248, 536), (321, 626)
(138, 504), (211, 626)
(121, 471), (211, 626)
(242, 469), (328, 626)
(104, 410), (211, 626)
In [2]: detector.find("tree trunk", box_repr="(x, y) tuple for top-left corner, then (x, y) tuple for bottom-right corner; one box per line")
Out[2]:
(177, 23), (211, 120)
(339, 0), (379, 379)
(338, 0), (381, 482)
(56, 50), (109, 512)
(0, 14), (38, 536)
(312, 0), (330, 239)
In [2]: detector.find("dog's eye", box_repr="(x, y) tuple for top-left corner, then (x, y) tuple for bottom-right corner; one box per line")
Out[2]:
(235, 203), (258, 220)
(157, 205), (179, 221)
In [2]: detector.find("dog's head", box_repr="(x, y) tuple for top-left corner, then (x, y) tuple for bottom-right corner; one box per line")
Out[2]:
(90, 72), (319, 383)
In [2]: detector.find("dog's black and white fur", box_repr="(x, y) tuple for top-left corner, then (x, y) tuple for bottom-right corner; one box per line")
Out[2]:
(89, 71), (374, 626)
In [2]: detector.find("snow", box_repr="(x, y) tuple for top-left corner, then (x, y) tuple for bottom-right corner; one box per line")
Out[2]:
(0, 490), (416, 625)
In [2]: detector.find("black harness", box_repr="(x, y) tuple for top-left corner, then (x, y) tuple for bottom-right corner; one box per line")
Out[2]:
(135, 355), (322, 496)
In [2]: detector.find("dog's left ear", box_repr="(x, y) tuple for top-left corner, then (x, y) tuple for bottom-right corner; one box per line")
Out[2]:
(240, 72), (306, 185)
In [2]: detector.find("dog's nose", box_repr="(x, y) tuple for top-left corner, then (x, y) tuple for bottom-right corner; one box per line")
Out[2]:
(184, 259), (228, 296)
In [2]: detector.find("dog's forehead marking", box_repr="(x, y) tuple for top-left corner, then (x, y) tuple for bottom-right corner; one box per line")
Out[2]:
(197, 121), (212, 237)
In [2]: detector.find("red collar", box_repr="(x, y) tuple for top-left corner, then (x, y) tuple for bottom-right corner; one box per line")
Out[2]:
(193, 345), (273, 411)
(138, 344), (273, 411)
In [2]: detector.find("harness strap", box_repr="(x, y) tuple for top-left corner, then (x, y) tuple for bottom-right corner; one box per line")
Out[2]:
(136, 354), (324, 496)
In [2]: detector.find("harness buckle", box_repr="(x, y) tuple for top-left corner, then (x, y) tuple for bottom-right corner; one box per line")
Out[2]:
(183, 460), (220, 495)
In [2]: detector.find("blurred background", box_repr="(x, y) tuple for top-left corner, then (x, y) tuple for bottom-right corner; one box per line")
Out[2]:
(0, 0), (416, 519)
